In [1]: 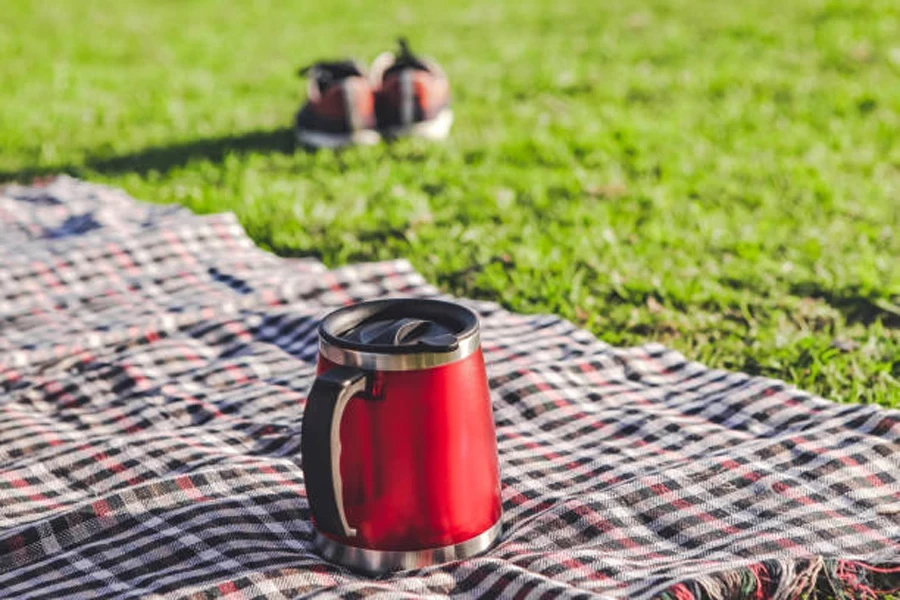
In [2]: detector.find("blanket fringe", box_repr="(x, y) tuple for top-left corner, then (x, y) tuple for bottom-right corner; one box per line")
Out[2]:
(658, 558), (900, 600)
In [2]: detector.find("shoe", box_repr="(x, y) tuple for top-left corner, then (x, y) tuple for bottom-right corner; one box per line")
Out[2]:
(294, 60), (380, 149)
(371, 39), (453, 140)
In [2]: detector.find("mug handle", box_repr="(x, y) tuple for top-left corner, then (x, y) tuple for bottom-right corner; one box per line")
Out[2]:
(301, 366), (369, 538)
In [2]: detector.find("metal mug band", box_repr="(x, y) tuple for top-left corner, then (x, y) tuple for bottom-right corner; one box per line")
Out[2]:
(313, 518), (503, 574)
(319, 330), (481, 371)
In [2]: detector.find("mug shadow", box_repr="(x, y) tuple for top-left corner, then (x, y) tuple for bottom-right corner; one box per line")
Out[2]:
(0, 127), (297, 183)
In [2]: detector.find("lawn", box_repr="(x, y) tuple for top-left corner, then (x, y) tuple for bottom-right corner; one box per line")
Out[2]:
(1, 0), (897, 405)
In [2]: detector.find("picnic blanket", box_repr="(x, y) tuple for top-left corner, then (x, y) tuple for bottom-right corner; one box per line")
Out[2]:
(0, 177), (898, 600)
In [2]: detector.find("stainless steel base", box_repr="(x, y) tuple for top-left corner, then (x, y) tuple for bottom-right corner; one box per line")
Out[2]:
(313, 519), (503, 574)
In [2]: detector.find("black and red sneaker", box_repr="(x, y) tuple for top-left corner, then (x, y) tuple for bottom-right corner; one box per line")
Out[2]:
(371, 40), (453, 140)
(294, 60), (380, 149)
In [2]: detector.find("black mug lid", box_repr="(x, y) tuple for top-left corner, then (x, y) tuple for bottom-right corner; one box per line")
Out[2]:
(319, 298), (479, 356)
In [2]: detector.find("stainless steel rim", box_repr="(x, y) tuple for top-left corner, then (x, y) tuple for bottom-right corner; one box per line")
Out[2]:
(319, 331), (481, 371)
(313, 519), (502, 574)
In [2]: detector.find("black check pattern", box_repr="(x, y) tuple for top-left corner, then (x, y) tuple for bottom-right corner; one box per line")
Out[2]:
(1, 177), (898, 599)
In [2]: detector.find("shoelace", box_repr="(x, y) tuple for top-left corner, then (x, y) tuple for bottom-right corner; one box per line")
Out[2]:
(387, 38), (429, 73)
(297, 60), (363, 94)
(296, 39), (429, 92)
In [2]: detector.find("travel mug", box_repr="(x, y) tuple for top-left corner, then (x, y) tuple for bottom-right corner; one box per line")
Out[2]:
(301, 298), (502, 573)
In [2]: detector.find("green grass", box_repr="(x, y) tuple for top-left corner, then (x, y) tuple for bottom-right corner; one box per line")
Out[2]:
(1, 0), (898, 405)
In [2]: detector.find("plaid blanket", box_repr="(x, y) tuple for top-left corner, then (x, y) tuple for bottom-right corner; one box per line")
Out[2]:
(0, 177), (898, 600)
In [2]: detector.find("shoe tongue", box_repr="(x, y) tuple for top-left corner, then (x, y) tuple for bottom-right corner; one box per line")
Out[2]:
(312, 60), (363, 93)
(384, 39), (430, 78)
(318, 60), (364, 78)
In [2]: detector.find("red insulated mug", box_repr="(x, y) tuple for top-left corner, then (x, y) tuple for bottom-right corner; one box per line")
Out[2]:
(301, 298), (502, 573)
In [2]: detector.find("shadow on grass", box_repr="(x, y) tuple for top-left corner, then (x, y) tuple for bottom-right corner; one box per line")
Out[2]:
(0, 127), (296, 183)
(789, 282), (900, 328)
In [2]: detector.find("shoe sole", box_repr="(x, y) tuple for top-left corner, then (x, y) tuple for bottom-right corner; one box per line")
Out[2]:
(295, 128), (381, 149)
(382, 108), (453, 141)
